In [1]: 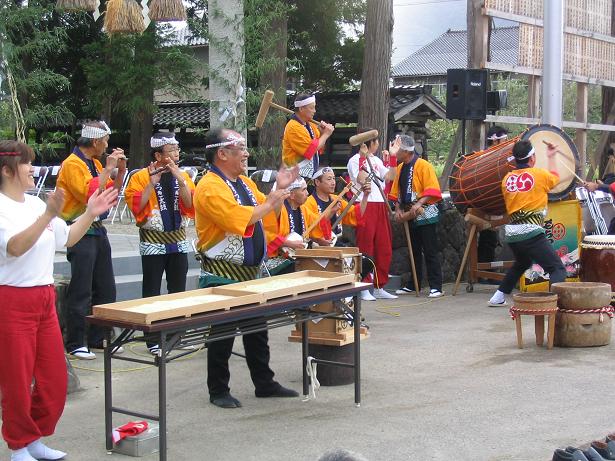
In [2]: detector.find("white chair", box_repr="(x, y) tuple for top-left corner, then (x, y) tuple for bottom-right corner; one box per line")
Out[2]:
(110, 168), (140, 224)
(40, 165), (62, 197)
(180, 166), (198, 183)
(28, 166), (48, 197)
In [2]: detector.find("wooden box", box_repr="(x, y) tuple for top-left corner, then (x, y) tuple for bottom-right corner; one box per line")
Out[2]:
(92, 287), (264, 325)
(289, 249), (368, 346)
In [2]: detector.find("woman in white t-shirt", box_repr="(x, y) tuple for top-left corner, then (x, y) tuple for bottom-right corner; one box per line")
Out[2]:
(0, 140), (117, 461)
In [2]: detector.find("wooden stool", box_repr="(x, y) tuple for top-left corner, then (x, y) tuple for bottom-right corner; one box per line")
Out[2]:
(511, 292), (559, 349)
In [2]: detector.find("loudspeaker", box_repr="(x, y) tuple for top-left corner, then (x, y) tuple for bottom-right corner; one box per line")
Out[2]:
(446, 69), (488, 120)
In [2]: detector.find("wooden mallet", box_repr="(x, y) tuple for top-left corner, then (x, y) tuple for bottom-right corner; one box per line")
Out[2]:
(255, 90), (321, 128)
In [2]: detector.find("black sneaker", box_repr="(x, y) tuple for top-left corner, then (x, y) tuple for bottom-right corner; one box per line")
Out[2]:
(255, 384), (299, 398)
(210, 393), (242, 408)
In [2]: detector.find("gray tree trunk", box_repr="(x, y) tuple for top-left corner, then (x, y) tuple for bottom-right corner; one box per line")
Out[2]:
(257, 11), (287, 169)
(358, 0), (393, 148)
(208, 0), (247, 139)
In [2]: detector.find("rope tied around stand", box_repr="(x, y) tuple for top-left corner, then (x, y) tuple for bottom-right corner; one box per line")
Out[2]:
(306, 356), (320, 400)
(558, 306), (614, 323)
(509, 306), (558, 320)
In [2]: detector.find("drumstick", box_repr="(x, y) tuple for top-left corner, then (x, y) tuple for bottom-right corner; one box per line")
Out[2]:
(541, 140), (584, 183)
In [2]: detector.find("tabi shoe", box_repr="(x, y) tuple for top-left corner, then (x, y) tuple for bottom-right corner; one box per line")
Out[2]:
(587, 443), (615, 461)
(10, 448), (37, 461)
(373, 288), (398, 299)
(27, 440), (67, 460)
(552, 447), (589, 461)
(428, 289), (443, 298)
(68, 347), (96, 360)
(395, 287), (416, 295)
(210, 393), (242, 409)
(255, 384), (299, 398)
(360, 290), (376, 301)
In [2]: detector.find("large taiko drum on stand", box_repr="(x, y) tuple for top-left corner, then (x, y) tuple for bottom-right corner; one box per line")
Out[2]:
(449, 124), (580, 214)
(580, 235), (615, 295)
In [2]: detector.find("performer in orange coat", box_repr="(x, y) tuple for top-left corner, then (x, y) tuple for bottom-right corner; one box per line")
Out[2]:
(282, 93), (335, 178)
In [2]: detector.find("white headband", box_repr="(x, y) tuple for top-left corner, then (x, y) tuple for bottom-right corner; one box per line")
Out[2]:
(488, 133), (508, 141)
(312, 167), (334, 180)
(205, 133), (246, 149)
(288, 177), (307, 191)
(81, 121), (111, 139)
(517, 147), (535, 161)
(294, 96), (316, 108)
(151, 136), (179, 148)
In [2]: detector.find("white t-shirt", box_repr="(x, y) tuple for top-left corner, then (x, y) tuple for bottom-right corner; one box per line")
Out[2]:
(347, 153), (389, 203)
(0, 193), (69, 287)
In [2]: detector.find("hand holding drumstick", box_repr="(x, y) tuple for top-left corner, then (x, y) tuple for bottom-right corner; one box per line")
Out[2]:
(541, 140), (584, 183)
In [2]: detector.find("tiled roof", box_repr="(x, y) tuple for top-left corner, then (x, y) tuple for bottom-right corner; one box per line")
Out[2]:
(392, 26), (518, 78)
(153, 86), (446, 128)
(315, 86), (445, 123)
(165, 26), (207, 47)
(154, 102), (209, 128)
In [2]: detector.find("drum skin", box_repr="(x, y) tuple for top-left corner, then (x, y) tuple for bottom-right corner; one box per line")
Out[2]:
(449, 124), (580, 215)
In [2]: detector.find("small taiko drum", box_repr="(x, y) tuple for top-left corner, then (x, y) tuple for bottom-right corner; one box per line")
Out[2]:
(449, 124), (580, 215)
(580, 235), (615, 294)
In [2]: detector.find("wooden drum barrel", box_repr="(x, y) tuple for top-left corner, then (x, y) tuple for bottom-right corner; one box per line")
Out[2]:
(580, 235), (615, 294)
(551, 282), (612, 347)
(449, 124), (580, 214)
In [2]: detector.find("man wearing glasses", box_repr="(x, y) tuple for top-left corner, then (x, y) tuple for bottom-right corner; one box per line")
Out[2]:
(194, 128), (300, 409)
(124, 132), (195, 354)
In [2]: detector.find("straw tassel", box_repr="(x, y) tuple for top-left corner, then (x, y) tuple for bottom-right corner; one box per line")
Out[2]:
(104, 0), (146, 34)
(148, 0), (187, 21)
(56, 0), (98, 12)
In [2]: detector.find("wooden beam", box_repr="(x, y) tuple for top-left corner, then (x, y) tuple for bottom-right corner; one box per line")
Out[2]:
(439, 123), (462, 190)
(483, 7), (615, 45)
(485, 114), (615, 132)
(575, 82), (589, 172)
(527, 76), (541, 118)
(486, 61), (615, 88)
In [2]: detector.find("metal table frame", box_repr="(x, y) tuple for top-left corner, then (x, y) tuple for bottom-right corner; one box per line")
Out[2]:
(87, 283), (366, 461)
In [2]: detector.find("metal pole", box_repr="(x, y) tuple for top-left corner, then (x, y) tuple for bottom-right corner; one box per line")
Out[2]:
(542, 0), (564, 127)
(104, 330), (113, 451)
(302, 321), (309, 399)
(353, 294), (361, 407)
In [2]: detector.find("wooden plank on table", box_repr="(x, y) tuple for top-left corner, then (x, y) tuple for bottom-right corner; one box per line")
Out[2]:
(92, 287), (265, 325)
(216, 270), (357, 301)
(294, 247), (360, 259)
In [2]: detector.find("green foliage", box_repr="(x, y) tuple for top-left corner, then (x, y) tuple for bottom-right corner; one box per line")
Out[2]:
(82, 24), (200, 121)
(30, 131), (74, 164)
(287, 0), (366, 90)
(1, 0), (76, 131)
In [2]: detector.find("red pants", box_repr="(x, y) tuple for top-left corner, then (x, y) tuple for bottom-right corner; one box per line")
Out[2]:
(0, 285), (67, 450)
(355, 202), (392, 288)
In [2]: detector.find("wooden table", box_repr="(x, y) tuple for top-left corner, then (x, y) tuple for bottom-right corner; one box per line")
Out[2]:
(87, 282), (368, 461)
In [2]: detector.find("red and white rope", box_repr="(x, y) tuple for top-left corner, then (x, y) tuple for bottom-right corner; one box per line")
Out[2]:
(558, 306), (614, 323)
(509, 306), (557, 320)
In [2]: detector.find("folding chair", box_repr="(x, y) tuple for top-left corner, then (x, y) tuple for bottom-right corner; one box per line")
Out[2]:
(180, 166), (198, 183)
(28, 166), (49, 197)
(111, 168), (140, 224)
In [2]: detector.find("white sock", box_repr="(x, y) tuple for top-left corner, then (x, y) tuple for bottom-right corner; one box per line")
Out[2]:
(27, 439), (67, 460)
(489, 290), (505, 304)
(11, 448), (36, 461)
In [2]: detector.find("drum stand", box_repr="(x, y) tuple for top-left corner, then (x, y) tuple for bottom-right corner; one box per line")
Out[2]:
(452, 208), (514, 295)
